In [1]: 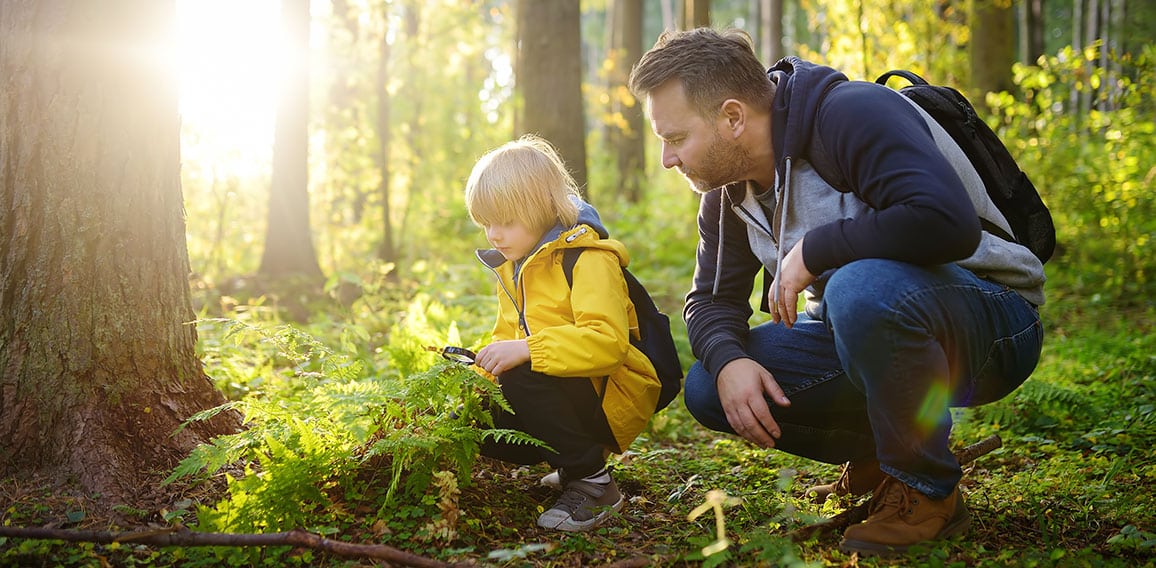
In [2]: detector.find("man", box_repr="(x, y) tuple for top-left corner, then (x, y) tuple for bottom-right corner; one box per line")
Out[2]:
(629, 28), (1045, 555)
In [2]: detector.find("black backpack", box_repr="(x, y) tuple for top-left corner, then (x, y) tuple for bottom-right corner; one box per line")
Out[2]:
(875, 70), (1056, 263)
(561, 248), (683, 412)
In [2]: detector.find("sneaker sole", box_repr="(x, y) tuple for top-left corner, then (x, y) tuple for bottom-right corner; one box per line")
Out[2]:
(536, 496), (625, 532)
(839, 511), (971, 556)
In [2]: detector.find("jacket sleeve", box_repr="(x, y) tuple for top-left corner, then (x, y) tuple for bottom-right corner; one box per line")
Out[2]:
(526, 249), (633, 378)
(802, 82), (982, 275)
(683, 187), (766, 378)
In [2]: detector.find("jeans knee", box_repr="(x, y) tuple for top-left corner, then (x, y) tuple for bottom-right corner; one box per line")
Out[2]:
(823, 259), (912, 324)
(683, 363), (732, 433)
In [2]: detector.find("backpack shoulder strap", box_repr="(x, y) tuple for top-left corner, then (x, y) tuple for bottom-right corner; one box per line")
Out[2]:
(561, 247), (583, 288)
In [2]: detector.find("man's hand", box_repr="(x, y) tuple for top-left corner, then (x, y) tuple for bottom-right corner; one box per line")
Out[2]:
(771, 236), (816, 328)
(716, 358), (791, 448)
(475, 339), (530, 376)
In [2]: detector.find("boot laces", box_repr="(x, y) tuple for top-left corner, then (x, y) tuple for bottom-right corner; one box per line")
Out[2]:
(869, 478), (918, 518)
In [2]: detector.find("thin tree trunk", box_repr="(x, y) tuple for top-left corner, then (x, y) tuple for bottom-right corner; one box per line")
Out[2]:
(0, 0), (240, 501)
(761, 0), (784, 64)
(618, 0), (645, 203)
(374, 6), (396, 267)
(1020, 0), (1045, 64)
(686, 0), (711, 28)
(259, 0), (324, 280)
(969, 0), (1016, 101)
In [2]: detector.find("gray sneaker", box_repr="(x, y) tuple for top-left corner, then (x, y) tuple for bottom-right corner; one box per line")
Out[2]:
(537, 477), (624, 532)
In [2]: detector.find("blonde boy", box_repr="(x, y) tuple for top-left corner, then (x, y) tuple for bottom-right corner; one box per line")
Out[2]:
(465, 135), (662, 532)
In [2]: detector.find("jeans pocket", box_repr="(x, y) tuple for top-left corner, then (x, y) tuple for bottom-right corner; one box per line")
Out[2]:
(968, 319), (1044, 405)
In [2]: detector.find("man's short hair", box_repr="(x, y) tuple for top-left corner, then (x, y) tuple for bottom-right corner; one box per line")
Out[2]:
(629, 27), (773, 118)
(465, 135), (580, 234)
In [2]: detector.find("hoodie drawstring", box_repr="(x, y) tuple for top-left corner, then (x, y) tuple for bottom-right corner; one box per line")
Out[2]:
(771, 157), (792, 306)
(712, 188), (728, 298)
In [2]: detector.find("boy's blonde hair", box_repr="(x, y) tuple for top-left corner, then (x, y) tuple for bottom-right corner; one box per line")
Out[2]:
(465, 135), (580, 234)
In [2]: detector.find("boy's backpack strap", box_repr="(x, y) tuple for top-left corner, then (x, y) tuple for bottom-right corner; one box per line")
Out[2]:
(560, 246), (683, 412)
(562, 247), (582, 288)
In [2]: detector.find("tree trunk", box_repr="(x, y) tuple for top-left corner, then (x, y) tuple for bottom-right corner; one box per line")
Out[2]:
(517, 0), (587, 194)
(969, 0), (1016, 100)
(1019, 0), (1045, 65)
(761, 0), (784, 65)
(686, 0), (711, 28)
(0, 0), (240, 501)
(617, 0), (646, 203)
(374, 6), (397, 267)
(259, 0), (324, 280)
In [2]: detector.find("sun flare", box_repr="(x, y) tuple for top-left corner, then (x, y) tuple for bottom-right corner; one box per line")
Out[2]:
(176, 0), (284, 178)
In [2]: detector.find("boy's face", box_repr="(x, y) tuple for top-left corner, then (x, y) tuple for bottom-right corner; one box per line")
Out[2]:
(485, 221), (543, 262)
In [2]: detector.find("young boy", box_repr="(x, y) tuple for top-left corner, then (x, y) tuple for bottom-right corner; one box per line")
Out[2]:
(464, 135), (663, 532)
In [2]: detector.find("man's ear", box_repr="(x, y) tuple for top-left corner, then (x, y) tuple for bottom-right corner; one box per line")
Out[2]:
(720, 99), (745, 138)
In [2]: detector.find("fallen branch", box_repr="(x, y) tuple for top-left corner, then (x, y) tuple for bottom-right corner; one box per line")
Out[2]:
(789, 433), (1003, 542)
(0, 526), (469, 567)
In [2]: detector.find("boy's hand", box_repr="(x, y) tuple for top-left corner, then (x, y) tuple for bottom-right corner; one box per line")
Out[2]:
(475, 340), (530, 376)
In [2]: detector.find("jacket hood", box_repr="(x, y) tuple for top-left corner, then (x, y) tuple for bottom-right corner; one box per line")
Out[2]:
(768, 56), (848, 174)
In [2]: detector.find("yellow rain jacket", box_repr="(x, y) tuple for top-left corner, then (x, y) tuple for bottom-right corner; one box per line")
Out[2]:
(476, 223), (662, 454)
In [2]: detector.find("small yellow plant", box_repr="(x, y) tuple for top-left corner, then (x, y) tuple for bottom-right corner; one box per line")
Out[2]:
(687, 489), (743, 557)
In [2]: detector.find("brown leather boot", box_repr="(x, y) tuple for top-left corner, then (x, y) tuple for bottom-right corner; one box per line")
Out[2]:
(839, 476), (970, 556)
(805, 459), (885, 504)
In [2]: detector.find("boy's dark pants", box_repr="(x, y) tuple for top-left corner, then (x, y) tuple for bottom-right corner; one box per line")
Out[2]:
(481, 364), (614, 480)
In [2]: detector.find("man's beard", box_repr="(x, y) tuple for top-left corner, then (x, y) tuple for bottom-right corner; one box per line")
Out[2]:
(679, 131), (756, 194)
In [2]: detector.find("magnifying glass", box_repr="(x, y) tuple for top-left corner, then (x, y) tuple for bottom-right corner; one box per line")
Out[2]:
(425, 346), (477, 364)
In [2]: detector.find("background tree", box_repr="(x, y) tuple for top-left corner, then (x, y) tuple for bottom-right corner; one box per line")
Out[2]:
(682, 0), (712, 28)
(610, 0), (646, 202)
(0, 0), (239, 501)
(516, 0), (588, 193)
(259, 0), (325, 281)
(1019, 0), (1046, 65)
(759, 0), (785, 64)
(970, 0), (1016, 99)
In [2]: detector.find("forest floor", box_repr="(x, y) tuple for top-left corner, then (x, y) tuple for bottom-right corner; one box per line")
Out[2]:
(3, 393), (1154, 567)
(3, 298), (1155, 567)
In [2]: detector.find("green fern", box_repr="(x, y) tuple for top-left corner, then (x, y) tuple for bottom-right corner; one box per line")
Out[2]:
(174, 318), (541, 535)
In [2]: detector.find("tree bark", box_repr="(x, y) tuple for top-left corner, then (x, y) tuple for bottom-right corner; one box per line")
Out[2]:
(517, 0), (588, 194)
(969, 0), (1016, 100)
(374, 6), (397, 267)
(0, 0), (240, 501)
(685, 0), (711, 29)
(616, 0), (646, 203)
(761, 0), (785, 65)
(259, 0), (324, 280)
(1019, 0), (1046, 65)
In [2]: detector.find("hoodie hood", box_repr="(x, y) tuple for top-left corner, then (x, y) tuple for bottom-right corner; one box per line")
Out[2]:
(767, 56), (848, 177)
(710, 58), (849, 300)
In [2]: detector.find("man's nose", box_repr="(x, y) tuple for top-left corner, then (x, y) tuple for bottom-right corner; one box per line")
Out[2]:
(661, 144), (680, 169)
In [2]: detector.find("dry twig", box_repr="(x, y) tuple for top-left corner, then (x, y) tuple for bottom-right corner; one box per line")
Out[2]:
(0, 526), (472, 567)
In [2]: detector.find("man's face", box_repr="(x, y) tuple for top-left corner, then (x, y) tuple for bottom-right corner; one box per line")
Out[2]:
(647, 80), (754, 194)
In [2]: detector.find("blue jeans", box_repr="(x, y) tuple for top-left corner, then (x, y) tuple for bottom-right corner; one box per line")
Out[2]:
(684, 259), (1043, 498)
